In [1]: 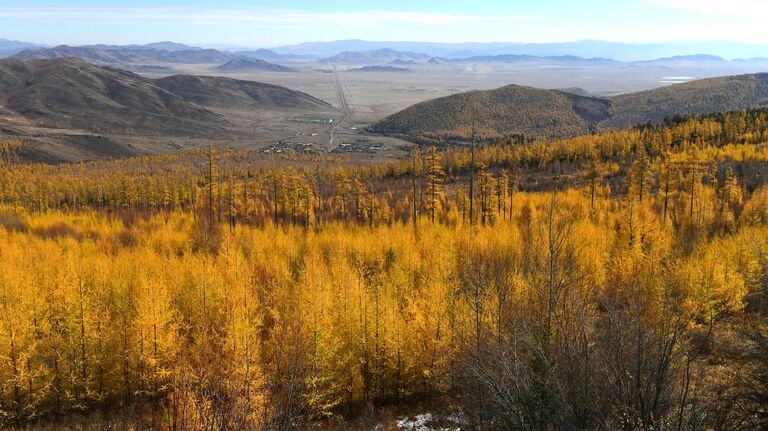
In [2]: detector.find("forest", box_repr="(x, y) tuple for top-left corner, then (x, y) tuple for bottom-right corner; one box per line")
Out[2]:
(370, 73), (768, 144)
(1, 109), (768, 430)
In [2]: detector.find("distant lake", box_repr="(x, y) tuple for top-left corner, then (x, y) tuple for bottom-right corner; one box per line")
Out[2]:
(660, 76), (696, 84)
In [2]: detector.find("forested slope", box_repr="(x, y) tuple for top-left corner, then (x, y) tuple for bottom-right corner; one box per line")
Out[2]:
(372, 84), (610, 141)
(605, 73), (768, 128)
(372, 73), (768, 142)
(2, 107), (768, 431)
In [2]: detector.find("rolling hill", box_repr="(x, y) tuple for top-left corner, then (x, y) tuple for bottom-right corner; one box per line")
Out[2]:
(350, 65), (411, 73)
(233, 48), (297, 61)
(0, 58), (327, 127)
(154, 75), (330, 111)
(371, 73), (768, 141)
(215, 57), (295, 72)
(371, 86), (610, 140)
(0, 58), (336, 161)
(0, 58), (226, 136)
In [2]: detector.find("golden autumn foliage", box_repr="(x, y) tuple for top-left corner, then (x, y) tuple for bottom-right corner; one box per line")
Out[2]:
(0, 108), (767, 429)
(0, 186), (765, 428)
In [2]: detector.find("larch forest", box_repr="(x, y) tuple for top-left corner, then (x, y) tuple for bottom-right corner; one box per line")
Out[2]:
(0, 107), (767, 430)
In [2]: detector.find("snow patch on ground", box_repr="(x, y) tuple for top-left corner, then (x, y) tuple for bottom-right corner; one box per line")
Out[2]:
(395, 412), (462, 431)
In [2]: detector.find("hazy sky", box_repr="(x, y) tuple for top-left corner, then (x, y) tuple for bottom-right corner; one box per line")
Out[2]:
(2, 0), (768, 47)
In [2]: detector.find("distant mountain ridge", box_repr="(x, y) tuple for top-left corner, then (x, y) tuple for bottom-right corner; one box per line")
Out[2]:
(372, 73), (768, 141)
(9, 44), (302, 72)
(308, 48), (768, 66)
(11, 45), (235, 64)
(320, 48), (430, 64)
(234, 48), (282, 58)
(84, 41), (203, 52)
(271, 39), (768, 62)
(9, 39), (768, 68)
(634, 54), (727, 64)
(8, 38), (768, 63)
(454, 54), (621, 65)
(0, 38), (45, 57)
(232, 48), (304, 62)
(323, 51), (623, 65)
(215, 57), (295, 72)
(351, 65), (411, 73)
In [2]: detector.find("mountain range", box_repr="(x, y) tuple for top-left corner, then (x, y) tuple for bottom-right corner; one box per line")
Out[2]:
(0, 38), (44, 57)
(269, 39), (768, 62)
(12, 45), (236, 65)
(83, 41), (203, 52)
(10, 43), (768, 78)
(320, 48), (430, 64)
(10, 39), (768, 64)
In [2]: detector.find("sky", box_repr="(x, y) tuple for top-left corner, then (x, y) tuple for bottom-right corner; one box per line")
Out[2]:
(2, 0), (768, 48)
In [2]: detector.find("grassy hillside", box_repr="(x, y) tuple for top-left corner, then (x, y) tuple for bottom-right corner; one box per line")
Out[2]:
(0, 58), (334, 133)
(372, 73), (768, 141)
(154, 75), (330, 111)
(0, 58), (340, 162)
(0, 58), (227, 136)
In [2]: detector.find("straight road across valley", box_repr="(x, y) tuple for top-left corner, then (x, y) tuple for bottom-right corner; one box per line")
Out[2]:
(329, 66), (350, 149)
